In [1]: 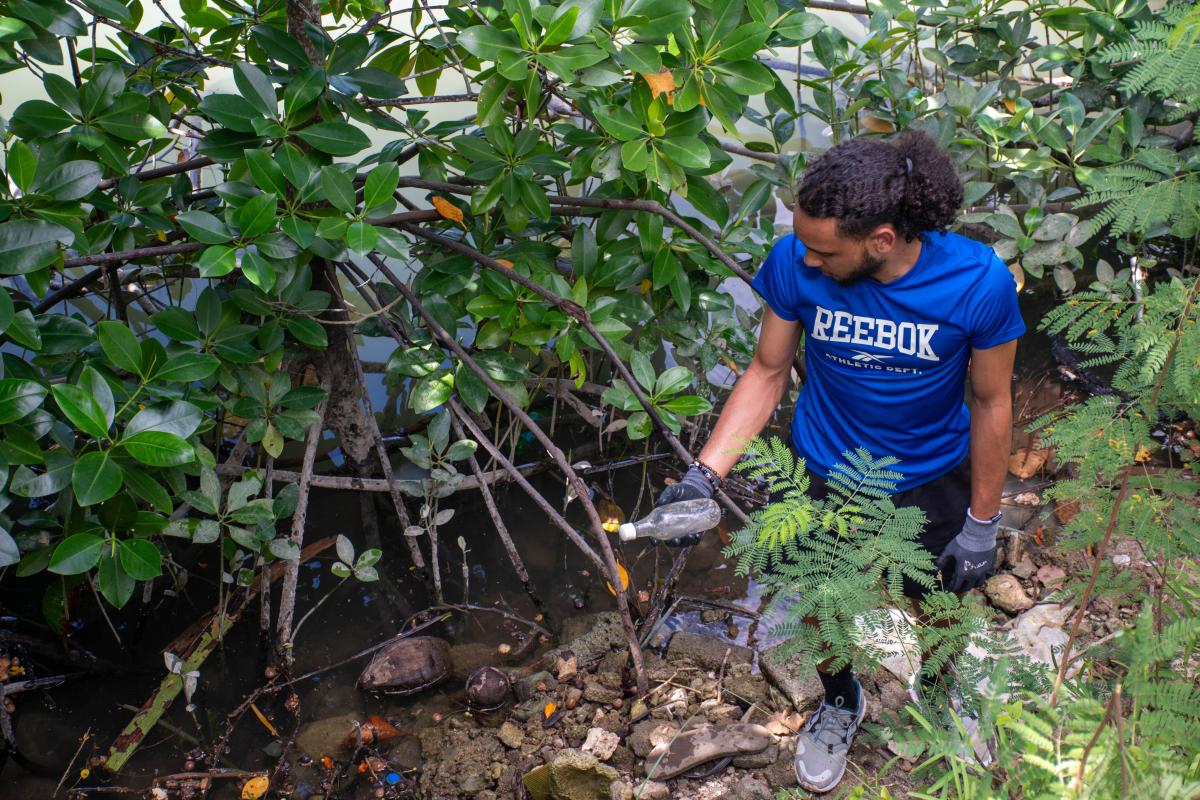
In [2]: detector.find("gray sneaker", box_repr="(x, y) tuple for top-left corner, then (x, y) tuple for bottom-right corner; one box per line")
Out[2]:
(793, 679), (866, 792)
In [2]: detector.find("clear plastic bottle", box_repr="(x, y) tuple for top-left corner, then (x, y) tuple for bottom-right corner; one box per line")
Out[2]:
(617, 499), (722, 542)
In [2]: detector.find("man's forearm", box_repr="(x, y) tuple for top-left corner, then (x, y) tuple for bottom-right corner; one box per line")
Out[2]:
(968, 398), (1011, 519)
(697, 363), (792, 477)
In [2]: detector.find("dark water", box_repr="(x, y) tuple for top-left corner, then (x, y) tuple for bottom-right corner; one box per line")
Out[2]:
(0, 280), (1062, 797)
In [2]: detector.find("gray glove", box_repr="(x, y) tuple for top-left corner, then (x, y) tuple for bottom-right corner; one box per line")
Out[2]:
(936, 510), (999, 593)
(656, 465), (714, 547)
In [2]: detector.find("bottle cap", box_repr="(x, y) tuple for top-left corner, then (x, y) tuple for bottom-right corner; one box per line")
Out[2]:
(618, 522), (637, 541)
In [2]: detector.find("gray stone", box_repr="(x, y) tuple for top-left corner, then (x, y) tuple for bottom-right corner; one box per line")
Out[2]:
(1011, 554), (1037, 580)
(548, 748), (620, 800)
(721, 663), (768, 708)
(630, 780), (670, 800)
(295, 714), (359, 758)
(460, 767), (490, 794)
(627, 719), (677, 759)
(759, 643), (824, 711)
(387, 736), (423, 771)
(497, 720), (525, 749)
(665, 631), (753, 670)
(985, 573), (1035, 614)
(765, 744), (799, 789)
(728, 776), (773, 800)
(582, 680), (623, 705)
(732, 743), (779, 768)
(556, 612), (627, 665)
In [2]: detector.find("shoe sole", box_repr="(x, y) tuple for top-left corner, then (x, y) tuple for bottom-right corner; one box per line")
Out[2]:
(793, 698), (867, 793)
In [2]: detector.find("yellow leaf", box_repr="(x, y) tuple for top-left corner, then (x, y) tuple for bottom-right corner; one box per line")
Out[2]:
(496, 258), (514, 269)
(250, 702), (278, 738)
(605, 562), (630, 596)
(639, 279), (652, 294)
(1134, 447), (1152, 462)
(859, 115), (895, 133)
(432, 196), (465, 227)
(241, 776), (270, 800)
(641, 69), (676, 102)
(543, 701), (557, 719)
(155, 229), (168, 242)
(597, 497), (625, 533)
(1003, 97), (1017, 113)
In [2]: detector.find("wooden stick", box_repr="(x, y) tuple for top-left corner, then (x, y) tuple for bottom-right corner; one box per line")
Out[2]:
(274, 378), (331, 660)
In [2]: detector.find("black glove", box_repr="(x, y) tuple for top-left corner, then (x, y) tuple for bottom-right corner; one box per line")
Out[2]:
(656, 465), (715, 547)
(936, 509), (1000, 593)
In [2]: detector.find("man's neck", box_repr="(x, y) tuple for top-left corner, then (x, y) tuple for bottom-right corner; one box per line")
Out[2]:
(873, 235), (924, 284)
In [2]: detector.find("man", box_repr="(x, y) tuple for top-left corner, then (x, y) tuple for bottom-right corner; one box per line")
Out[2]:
(658, 131), (1025, 792)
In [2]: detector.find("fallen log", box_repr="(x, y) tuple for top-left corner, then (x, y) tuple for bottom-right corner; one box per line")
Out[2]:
(104, 537), (335, 775)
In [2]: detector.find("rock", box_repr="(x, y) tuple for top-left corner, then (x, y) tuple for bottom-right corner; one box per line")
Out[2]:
(565, 686), (584, 710)
(548, 748), (620, 800)
(721, 663), (768, 708)
(732, 743), (779, 768)
(418, 727), (504, 798)
(631, 780), (670, 800)
(985, 574), (1035, 614)
(1112, 553), (1132, 567)
(627, 720), (678, 759)
(523, 764), (552, 800)
(609, 780), (634, 800)
(581, 728), (621, 761)
(582, 680), (623, 705)
(517, 671), (558, 702)
(1011, 554), (1037, 579)
(460, 767), (490, 794)
(1037, 564), (1067, 589)
(497, 721), (525, 750)
(728, 776), (773, 800)
(877, 679), (910, 715)
(387, 736), (423, 772)
(759, 643), (824, 711)
(295, 714), (360, 758)
(1006, 603), (1074, 673)
(665, 631), (753, 670)
(450, 642), (500, 681)
(555, 612), (626, 666)
(700, 609), (728, 624)
(555, 651), (579, 681)
(765, 743), (799, 789)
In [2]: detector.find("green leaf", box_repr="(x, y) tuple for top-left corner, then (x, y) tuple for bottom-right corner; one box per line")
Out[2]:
(10, 452), (74, 497)
(455, 363), (488, 413)
(10, 100), (74, 138)
(236, 192), (278, 238)
(79, 0), (131, 23)
(198, 245), (237, 278)
(716, 22), (768, 60)
(121, 431), (195, 467)
(284, 66), (326, 115)
(177, 211), (234, 244)
(0, 288), (13, 335)
(121, 465), (173, 513)
(296, 122), (371, 156)
(7, 141), (36, 192)
(234, 61), (277, 117)
(152, 352), (220, 382)
(37, 160), (101, 201)
(126, 401), (203, 438)
(262, 422), (284, 457)
(95, 94), (167, 140)
(244, 148), (288, 197)
(72, 450), (122, 505)
(37, 314), (94, 355)
(659, 136), (711, 169)
(712, 59), (775, 94)
(735, 178), (773, 222)
(119, 538), (162, 580)
(268, 538), (300, 560)
(97, 551), (135, 608)
(320, 165), (357, 213)
(0, 528), (20, 569)
(97, 320), (143, 375)
(594, 107), (644, 142)
(619, 42), (660, 73)
(662, 395), (712, 415)
(78, 366), (113, 428)
(457, 26), (524, 59)
(363, 163), (400, 210)
(52, 384), (110, 439)
(0, 220), (72, 274)
(198, 94), (261, 133)
(287, 316), (327, 349)
(241, 249), (276, 291)
(48, 532), (104, 575)
(474, 350), (529, 381)
(541, 5), (578, 47)
(475, 75), (510, 126)
(345, 222), (378, 255)
(654, 365), (693, 397)
(630, 349), (654, 391)
(627, 410), (652, 439)
(776, 11), (824, 42)
(411, 371), (453, 412)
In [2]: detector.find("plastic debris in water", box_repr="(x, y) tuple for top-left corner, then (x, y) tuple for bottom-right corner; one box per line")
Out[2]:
(386, 773), (401, 785)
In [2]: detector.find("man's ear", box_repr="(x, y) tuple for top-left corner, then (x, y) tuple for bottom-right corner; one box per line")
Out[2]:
(868, 224), (898, 254)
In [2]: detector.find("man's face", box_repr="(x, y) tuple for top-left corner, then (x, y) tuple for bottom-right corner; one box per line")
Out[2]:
(793, 207), (884, 286)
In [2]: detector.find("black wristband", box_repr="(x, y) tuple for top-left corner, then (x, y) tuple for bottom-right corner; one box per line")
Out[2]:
(690, 459), (722, 489)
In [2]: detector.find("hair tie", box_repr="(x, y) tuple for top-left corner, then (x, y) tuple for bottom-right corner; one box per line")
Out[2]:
(904, 157), (913, 176)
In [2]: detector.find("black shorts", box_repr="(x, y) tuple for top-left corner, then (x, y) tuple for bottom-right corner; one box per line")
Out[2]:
(789, 455), (972, 600)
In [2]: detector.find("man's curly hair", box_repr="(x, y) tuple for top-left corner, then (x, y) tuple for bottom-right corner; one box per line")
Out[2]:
(795, 131), (962, 242)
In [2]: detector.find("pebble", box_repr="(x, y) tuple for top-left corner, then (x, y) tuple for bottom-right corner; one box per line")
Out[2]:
(496, 721), (524, 750)
(580, 727), (620, 761)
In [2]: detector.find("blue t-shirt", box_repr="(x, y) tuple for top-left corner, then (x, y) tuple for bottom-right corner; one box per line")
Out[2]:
(751, 231), (1026, 491)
